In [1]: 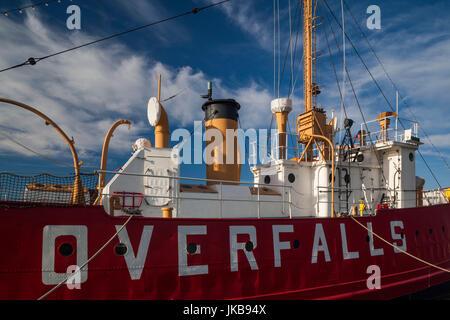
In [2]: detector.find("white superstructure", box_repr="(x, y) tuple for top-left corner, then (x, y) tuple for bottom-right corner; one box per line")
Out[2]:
(100, 99), (439, 219)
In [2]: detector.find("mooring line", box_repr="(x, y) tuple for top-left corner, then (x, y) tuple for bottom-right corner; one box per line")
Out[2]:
(350, 215), (450, 273)
(37, 214), (134, 300)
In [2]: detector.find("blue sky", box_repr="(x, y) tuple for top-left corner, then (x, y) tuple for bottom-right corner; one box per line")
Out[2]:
(0, 0), (449, 189)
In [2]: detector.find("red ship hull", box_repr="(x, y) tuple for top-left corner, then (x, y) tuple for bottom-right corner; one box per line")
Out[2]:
(0, 202), (449, 300)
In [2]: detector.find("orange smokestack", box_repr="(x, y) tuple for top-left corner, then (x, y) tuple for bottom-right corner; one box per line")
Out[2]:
(202, 99), (241, 185)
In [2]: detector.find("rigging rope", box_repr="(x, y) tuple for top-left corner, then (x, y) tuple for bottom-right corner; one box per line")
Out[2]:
(278, 0), (300, 97)
(1, 0), (65, 16)
(277, 0), (301, 95)
(320, 4), (349, 209)
(341, 0), (450, 172)
(288, 0), (293, 94)
(160, 88), (186, 102)
(273, 0), (276, 97)
(321, 0), (444, 190)
(0, 128), (73, 168)
(288, 1), (302, 97)
(37, 213), (134, 300)
(277, 0), (281, 97)
(321, 10), (348, 119)
(0, 0), (232, 73)
(319, 2), (390, 193)
(350, 215), (450, 274)
(338, 0), (346, 146)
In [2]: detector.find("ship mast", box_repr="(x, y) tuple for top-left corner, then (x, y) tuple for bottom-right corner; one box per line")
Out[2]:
(303, 0), (313, 112)
(297, 0), (335, 215)
(303, 0), (321, 112)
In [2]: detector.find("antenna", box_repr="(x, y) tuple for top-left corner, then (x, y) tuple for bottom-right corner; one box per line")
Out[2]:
(201, 81), (213, 100)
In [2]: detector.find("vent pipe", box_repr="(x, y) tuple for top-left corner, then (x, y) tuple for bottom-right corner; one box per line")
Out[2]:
(271, 98), (292, 159)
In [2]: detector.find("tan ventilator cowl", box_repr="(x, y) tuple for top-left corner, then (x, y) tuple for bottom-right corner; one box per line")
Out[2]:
(271, 98), (292, 160)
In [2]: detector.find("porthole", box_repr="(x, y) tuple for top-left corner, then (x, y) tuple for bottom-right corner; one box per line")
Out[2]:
(401, 232), (404, 239)
(187, 243), (197, 254)
(415, 230), (419, 237)
(58, 243), (73, 257)
(429, 228), (433, 235)
(356, 154), (364, 163)
(442, 226), (445, 233)
(245, 241), (254, 252)
(292, 239), (300, 249)
(264, 175), (271, 184)
(365, 235), (370, 243)
(114, 243), (128, 256)
(409, 152), (414, 162)
(288, 173), (295, 183)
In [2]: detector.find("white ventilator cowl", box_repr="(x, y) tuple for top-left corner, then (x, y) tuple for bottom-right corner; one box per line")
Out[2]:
(147, 97), (162, 126)
(132, 138), (151, 151)
(270, 98), (293, 113)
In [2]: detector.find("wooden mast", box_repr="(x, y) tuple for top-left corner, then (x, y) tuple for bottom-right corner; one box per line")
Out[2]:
(297, 0), (335, 216)
(154, 74), (170, 149)
(303, 0), (313, 112)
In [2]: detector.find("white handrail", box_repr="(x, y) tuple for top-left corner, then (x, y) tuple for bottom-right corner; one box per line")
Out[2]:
(97, 169), (293, 188)
(99, 169), (306, 218)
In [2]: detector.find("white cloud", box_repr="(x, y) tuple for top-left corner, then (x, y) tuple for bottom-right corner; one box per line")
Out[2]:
(0, 11), (276, 169)
(0, 1), (448, 187)
(422, 133), (450, 150)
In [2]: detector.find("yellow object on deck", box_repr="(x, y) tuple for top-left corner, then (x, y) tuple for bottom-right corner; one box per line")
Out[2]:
(445, 188), (450, 201)
(162, 207), (173, 218)
(359, 199), (366, 217)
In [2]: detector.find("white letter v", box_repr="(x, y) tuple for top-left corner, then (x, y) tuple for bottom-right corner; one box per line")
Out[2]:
(115, 225), (154, 280)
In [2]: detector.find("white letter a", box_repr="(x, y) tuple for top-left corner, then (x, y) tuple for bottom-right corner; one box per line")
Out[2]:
(366, 265), (381, 289)
(366, 5), (381, 30)
(66, 5), (81, 30)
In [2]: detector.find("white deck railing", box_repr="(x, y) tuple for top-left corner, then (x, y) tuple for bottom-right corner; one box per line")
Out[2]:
(98, 170), (298, 218)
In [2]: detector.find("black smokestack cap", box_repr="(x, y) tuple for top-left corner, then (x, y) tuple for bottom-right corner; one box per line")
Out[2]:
(202, 99), (241, 121)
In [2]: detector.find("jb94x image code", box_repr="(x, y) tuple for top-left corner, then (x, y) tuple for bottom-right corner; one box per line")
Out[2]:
(182, 304), (268, 318)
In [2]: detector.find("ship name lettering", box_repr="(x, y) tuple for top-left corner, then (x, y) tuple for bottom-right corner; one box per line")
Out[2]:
(367, 222), (384, 256)
(340, 223), (359, 260)
(230, 226), (258, 272)
(273, 224), (294, 267)
(311, 223), (331, 263)
(178, 225), (209, 276)
(390, 221), (407, 253)
(41, 221), (410, 286)
(116, 225), (154, 280)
